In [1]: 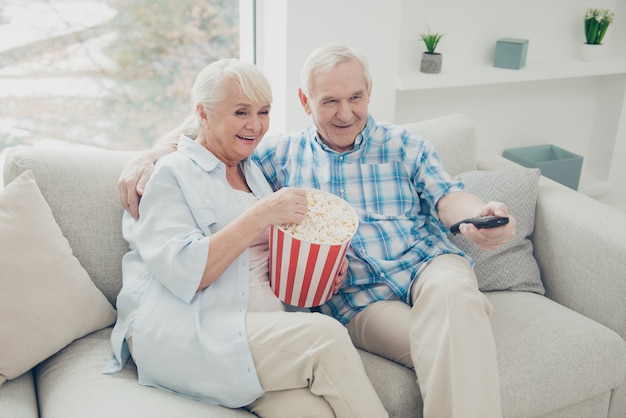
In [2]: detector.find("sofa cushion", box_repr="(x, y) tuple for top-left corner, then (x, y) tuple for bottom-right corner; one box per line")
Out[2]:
(450, 166), (544, 294)
(33, 328), (258, 418)
(487, 291), (625, 417)
(3, 147), (137, 306)
(36, 295), (625, 418)
(36, 326), (421, 418)
(0, 170), (117, 387)
(401, 113), (477, 176)
(358, 349), (421, 417)
(0, 371), (38, 418)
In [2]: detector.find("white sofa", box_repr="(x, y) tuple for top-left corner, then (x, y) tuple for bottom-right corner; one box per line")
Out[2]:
(1, 113), (625, 418)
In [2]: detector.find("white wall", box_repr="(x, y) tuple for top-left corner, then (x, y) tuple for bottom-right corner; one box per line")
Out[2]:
(395, 0), (626, 201)
(397, 0), (624, 74)
(256, 0), (626, 204)
(256, 0), (403, 134)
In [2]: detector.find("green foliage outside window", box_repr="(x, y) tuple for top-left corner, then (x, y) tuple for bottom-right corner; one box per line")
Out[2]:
(0, 0), (240, 151)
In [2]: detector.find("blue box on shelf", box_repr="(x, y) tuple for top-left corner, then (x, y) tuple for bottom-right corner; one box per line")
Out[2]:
(494, 38), (529, 70)
(502, 145), (583, 190)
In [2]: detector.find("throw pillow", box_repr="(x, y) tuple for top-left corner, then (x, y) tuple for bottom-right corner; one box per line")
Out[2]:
(449, 166), (545, 294)
(0, 170), (117, 388)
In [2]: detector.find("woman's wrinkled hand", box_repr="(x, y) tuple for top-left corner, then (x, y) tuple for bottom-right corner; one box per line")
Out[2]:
(260, 187), (308, 227)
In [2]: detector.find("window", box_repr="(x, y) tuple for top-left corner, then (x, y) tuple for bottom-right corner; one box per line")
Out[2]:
(0, 0), (252, 153)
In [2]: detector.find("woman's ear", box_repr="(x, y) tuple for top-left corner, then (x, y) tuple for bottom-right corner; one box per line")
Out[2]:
(196, 103), (209, 125)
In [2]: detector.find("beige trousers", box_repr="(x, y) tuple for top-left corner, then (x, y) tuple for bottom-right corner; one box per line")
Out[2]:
(245, 311), (388, 418)
(346, 254), (502, 418)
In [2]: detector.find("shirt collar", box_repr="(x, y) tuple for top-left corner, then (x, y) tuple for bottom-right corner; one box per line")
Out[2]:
(178, 134), (247, 172)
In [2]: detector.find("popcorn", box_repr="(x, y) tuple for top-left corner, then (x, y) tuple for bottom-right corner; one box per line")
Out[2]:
(280, 189), (358, 243)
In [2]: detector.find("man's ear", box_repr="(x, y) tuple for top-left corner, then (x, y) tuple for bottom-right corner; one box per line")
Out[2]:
(298, 88), (312, 115)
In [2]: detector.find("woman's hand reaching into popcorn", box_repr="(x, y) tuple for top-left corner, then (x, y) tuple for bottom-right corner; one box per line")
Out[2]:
(256, 187), (309, 227)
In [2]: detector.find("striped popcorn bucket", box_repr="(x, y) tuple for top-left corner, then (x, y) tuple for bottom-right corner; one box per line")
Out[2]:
(269, 191), (358, 307)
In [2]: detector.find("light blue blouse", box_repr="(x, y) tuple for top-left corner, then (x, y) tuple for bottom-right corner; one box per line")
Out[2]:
(104, 136), (275, 407)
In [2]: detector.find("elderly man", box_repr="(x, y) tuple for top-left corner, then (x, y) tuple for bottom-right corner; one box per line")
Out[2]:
(119, 44), (514, 418)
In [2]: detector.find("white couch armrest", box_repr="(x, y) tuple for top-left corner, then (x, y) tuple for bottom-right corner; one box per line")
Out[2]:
(534, 182), (626, 340)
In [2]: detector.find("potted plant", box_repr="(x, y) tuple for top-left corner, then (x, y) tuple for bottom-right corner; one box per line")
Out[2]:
(419, 28), (444, 74)
(581, 8), (615, 62)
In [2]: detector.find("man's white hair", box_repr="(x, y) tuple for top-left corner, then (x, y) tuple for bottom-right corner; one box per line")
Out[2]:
(300, 43), (372, 97)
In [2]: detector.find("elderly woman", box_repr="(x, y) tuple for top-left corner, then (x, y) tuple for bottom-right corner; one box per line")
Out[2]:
(104, 58), (387, 418)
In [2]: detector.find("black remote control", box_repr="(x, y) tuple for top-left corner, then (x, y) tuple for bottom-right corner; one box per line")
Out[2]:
(449, 216), (509, 235)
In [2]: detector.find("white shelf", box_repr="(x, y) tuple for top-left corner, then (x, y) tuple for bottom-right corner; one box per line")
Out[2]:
(397, 58), (626, 91)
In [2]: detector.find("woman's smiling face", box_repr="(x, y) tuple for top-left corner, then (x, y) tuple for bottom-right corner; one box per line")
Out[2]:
(199, 79), (271, 165)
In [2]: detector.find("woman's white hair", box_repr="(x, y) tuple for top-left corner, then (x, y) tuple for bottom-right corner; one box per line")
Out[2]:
(300, 43), (372, 97)
(160, 59), (272, 142)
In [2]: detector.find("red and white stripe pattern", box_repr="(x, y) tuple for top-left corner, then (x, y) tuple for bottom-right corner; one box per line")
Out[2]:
(269, 225), (351, 307)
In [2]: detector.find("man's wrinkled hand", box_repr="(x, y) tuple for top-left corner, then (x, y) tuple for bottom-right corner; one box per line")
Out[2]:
(459, 202), (516, 250)
(332, 256), (349, 294)
(118, 156), (155, 220)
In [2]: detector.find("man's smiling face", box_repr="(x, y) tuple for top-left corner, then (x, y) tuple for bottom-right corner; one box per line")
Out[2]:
(298, 59), (371, 153)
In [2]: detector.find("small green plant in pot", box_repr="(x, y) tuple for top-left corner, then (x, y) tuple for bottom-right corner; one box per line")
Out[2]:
(581, 8), (615, 62)
(584, 8), (615, 45)
(420, 28), (444, 74)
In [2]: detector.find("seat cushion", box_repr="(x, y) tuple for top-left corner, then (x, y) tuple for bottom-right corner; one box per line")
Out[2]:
(358, 349), (421, 417)
(36, 327), (422, 418)
(487, 291), (625, 417)
(35, 328), (254, 418)
(0, 371), (38, 418)
(33, 295), (625, 418)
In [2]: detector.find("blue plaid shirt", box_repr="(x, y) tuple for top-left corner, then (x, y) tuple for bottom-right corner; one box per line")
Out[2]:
(253, 115), (470, 324)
